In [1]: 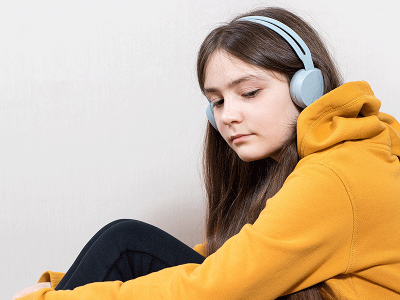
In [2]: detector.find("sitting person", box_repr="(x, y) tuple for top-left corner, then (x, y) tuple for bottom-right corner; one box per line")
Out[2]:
(12, 6), (400, 300)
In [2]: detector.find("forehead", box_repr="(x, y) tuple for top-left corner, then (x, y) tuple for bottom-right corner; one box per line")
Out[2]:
(203, 50), (284, 91)
(204, 51), (262, 85)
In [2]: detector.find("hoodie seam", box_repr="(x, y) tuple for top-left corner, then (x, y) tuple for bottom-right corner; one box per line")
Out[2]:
(300, 96), (372, 157)
(306, 161), (357, 274)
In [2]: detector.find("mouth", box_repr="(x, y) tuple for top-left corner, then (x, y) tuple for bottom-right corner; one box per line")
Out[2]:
(230, 134), (252, 144)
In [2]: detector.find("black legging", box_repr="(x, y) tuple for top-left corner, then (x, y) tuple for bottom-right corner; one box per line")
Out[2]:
(55, 219), (205, 290)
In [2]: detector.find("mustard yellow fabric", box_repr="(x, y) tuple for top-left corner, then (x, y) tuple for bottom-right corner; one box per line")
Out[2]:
(192, 243), (206, 257)
(38, 272), (65, 290)
(19, 81), (400, 299)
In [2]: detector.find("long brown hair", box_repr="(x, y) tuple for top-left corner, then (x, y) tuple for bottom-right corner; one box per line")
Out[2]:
(197, 7), (342, 300)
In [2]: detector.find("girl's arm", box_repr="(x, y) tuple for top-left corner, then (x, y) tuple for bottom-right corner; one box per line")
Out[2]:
(193, 242), (206, 256)
(13, 243), (206, 299)
(16, 162), (353, 300)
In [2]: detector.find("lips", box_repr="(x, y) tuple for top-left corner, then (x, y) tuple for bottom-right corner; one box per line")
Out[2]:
(230, 134), (252, 144)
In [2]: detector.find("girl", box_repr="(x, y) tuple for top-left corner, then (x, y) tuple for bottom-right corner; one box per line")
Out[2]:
(12, 7), (400, 300)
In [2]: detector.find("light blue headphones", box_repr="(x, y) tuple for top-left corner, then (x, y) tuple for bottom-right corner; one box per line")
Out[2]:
(206, 16), (324, 130)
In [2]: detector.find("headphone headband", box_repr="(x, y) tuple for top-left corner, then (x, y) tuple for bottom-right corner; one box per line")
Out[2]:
(237, 16), (314, 71)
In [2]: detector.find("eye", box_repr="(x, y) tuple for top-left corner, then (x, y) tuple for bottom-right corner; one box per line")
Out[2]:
(242, 89), (260, 98)
(212, 99), (224, 108)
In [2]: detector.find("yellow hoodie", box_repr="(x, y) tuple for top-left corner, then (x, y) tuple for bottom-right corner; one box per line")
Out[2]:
(18, 81), (400, 299)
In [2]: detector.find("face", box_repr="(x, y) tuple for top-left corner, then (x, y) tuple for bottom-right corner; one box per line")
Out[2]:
(203, 50), (301, 162)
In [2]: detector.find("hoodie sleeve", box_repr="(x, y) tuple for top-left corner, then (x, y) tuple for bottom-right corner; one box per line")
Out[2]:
(193, 242), (206, 257)
(38, 271), (65, 289)
(18, 162), (354, 300)
(35, 243), (206, 290)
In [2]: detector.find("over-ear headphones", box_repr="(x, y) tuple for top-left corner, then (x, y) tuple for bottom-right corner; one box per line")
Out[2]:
(206, 16), (324, 131)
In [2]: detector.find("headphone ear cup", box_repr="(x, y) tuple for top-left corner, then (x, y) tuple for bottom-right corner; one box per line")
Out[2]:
(289, 68), (324, 108)
(206, 103), (218, 130)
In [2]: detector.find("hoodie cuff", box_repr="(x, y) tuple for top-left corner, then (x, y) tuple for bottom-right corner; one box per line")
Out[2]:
(38, 271), (65, 289)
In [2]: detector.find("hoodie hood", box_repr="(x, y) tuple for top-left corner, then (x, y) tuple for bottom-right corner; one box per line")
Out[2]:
(297, 81), (400, 158)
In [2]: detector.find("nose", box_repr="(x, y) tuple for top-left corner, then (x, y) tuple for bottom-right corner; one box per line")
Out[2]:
(219, 97), (243, 126)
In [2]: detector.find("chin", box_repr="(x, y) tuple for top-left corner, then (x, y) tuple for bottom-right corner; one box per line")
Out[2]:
(230, 142), (279, 162)
(236, 152), (270, 162)
(234, 145), (280, 162)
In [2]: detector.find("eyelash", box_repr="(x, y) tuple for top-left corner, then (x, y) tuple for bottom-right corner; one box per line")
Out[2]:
(212, 99), (224, 108)
(212, 89), (261, 108)
(243, 89), (260, 98)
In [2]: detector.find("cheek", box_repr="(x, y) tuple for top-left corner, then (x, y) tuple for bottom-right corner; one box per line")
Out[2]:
(218, 126), (231, 144)
(247, 107), (278, 132)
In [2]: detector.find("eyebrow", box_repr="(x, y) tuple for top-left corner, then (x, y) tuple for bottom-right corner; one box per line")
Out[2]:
(204, 75), (263, 94)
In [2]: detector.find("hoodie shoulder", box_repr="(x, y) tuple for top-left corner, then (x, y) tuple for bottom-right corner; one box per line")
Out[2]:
(297, 81), (400, 158)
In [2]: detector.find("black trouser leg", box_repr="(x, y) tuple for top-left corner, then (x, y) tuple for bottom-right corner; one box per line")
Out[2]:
(55, 219), (205, 291)
(55, 219), (130, 289)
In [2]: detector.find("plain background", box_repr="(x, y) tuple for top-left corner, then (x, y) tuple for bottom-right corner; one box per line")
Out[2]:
(2, 0), (399, 298)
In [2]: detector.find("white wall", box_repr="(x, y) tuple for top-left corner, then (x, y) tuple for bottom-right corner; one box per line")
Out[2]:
(2, 0), (399, 298)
